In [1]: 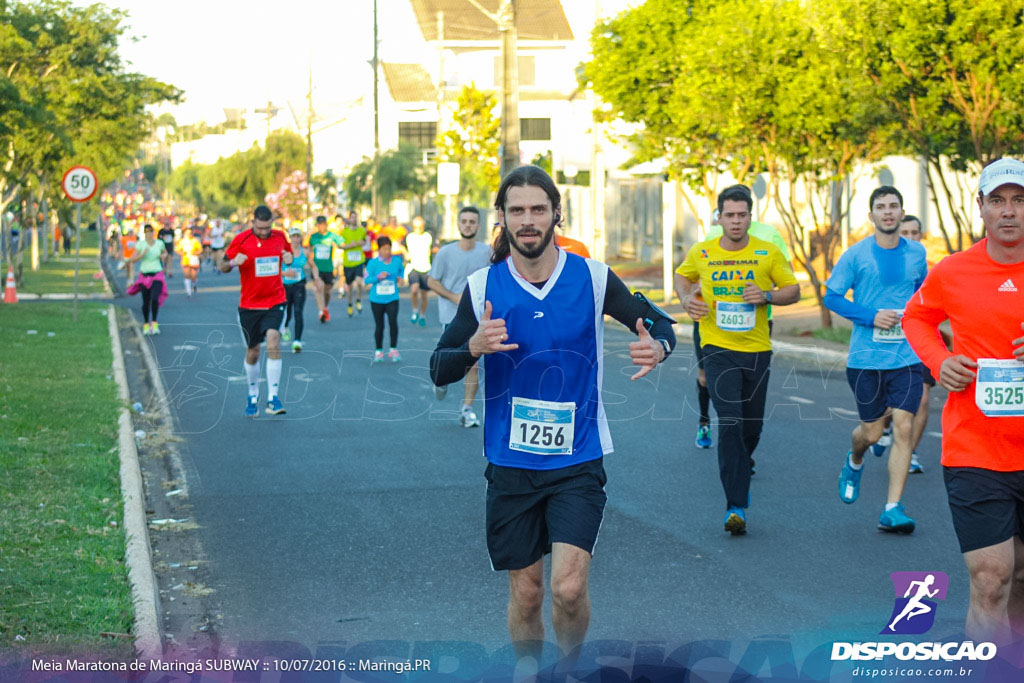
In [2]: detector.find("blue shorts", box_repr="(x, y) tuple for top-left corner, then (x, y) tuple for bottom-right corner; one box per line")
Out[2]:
(845, 364), (924, 423)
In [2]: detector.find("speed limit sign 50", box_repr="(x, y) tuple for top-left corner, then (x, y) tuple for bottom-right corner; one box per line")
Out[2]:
(62, 166), (98, 202)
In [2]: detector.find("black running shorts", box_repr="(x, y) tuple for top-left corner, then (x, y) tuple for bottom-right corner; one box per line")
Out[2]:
(317, 269), (335, 287)
(343, 265), (364, 285)
(238, 305), (285, 349)
(944, 466), (1024, 553)
(485, 458), (607, 571)
(408, 269), (431, 290)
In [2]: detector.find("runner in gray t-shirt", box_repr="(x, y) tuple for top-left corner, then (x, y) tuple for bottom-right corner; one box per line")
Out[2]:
(427, 206), (492, 427)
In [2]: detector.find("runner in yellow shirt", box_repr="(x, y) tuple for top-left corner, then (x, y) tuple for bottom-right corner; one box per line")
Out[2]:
(176, 226), (204, 297)
(675, 185), (800, 535)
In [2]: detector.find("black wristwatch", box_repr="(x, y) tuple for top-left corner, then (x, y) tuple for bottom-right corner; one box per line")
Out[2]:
(658, 338), (671, 361)
(764, 290), (773, 304)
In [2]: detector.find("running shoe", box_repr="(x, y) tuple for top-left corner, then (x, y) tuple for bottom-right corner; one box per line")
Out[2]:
(151, 322), (160, 335)
(460, 406), (480, 428)
(142, 322), (151, 335)
(909, 453), (923, 474)
(878, 503), (915, 534)
(292, 340), (303, 353)
(356, 300), (363, 313)
(411, 312), (419, 324)
(695, 424), (712, 449)
(388, 349), (402, 363)
(319, 309), (326, 323)
(434, 384), (448, 401)
(871, 428), (892, 457)
(245, 397), (259, 418)
(373, 350), (384, 363)
(266, 396), (286, 415)
(723, 507), (746, 535)
(838, 453), (862, 504)
(347, 304), (354, 317)
(418, 316), (426, 327)
(282, 329), (292, 342)
(323, 308), (330, 322)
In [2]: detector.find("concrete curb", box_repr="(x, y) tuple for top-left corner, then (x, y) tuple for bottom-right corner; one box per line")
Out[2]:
(107, 304), (163, 659)
(670, 322), (849, 365)
(18, 292), (110, 301)
(129, 311), (191, 499)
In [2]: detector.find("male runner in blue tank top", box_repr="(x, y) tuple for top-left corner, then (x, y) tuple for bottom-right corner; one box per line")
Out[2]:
(430, 165), (676, 662)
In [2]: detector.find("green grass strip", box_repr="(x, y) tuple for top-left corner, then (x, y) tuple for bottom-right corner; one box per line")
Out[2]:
(0, 302), (134, 654)
(17, 231), (106, 297)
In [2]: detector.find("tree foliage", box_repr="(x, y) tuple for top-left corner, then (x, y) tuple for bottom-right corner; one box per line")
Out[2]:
(435, 85), (500, 206)
(585, 0), (1024, 326)
(0, 0), (180, 273)
(344, 143), (434, 213)
(164, 130), (306, 216)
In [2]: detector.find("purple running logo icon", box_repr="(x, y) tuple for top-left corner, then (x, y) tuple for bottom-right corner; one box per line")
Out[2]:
(881, 571), (949, 635)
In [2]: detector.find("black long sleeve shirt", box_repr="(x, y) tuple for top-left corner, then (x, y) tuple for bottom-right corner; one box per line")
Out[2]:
(429, 268), (676, 386)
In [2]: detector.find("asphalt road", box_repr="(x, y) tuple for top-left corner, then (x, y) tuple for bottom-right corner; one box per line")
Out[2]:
(116, 258), (971, 673)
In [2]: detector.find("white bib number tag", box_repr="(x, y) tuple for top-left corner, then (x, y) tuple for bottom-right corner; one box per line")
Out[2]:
(509, 397), (575, 455)
(376, 279), (396, 295)
(716, 301), (756, 332)
(873, 310), (906, 342)
(282, 268), (299, 280)
(975, 359), (1024, 417)
(187, 255), (200, 267)
(314, 244), (332, 260)
(254, 256), (279, 277)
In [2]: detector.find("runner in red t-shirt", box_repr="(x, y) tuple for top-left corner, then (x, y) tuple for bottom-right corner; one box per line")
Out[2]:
(220, 205), (294, 417)
(903, 158), (1024, 646)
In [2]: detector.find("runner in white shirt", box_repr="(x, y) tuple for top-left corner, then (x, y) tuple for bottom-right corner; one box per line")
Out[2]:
(405, 216), (434, 326)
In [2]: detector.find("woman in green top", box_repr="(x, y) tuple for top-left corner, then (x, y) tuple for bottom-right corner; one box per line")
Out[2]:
(128, 224), (169, 335)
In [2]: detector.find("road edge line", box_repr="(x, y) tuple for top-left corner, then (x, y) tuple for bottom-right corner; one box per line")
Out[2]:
(107, 304), (163, 659)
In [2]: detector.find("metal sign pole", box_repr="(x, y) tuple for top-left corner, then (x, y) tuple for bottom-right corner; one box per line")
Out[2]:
(73, 202), (81, 322)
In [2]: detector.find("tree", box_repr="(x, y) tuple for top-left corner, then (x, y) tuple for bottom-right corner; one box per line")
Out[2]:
(865, 0), (1024, 254)
(163, 130), (306, 215)
(586, 0), (897, 326)
(344, 143), (434, 213)
(435, 85), (500, 206)
(0, 0), (180, 276)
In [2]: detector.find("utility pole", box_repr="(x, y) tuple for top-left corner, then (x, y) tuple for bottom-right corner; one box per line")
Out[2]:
(498, 0), (519, 178)
(306, 65), (314, 222)
(254, 100), (279, 140)
(371, 0), (381, 219)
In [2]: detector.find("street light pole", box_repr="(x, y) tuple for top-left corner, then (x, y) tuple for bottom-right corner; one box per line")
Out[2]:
(372, 0), (381, 218)
(498, 0), (519, 178)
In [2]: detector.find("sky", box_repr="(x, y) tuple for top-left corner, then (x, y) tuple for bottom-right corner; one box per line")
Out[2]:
(95, 0), (429, 125)
(92, 0), (638, 127)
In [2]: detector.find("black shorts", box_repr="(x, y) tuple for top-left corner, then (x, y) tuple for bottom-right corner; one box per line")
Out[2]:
(485, 458), (607, 571)
(408, 269), (430, 290)
(692, 321), (704, 369)
(317, 269), (335, 287)
(343, 265), (364, 285)
(923, 366), (936, 387)
(943, 467), (1024, 553)
(237, 305), (285, 349)
(845, 364), (924, 422)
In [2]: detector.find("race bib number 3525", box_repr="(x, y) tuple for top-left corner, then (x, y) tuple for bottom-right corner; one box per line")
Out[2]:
(509, 397), (575, 455)
(975, 359), (1024, 417)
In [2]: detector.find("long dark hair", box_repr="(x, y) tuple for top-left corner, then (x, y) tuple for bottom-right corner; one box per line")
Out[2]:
(490, 165), (561, 264)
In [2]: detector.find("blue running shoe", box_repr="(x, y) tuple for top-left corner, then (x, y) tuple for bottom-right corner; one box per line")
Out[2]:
(245, 397), (259, 418)
(266, 396), (286, 415)
(695, 424), (712, 449)
(871, 428), (892, 457)
(909, 453), (924, 474)
(723, 506), (746, 535)
(838, 452), (862, 503)
(878, 502), (915, 534)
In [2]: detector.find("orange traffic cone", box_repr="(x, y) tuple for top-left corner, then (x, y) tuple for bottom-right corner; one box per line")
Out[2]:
(3, 268), (17, 303)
